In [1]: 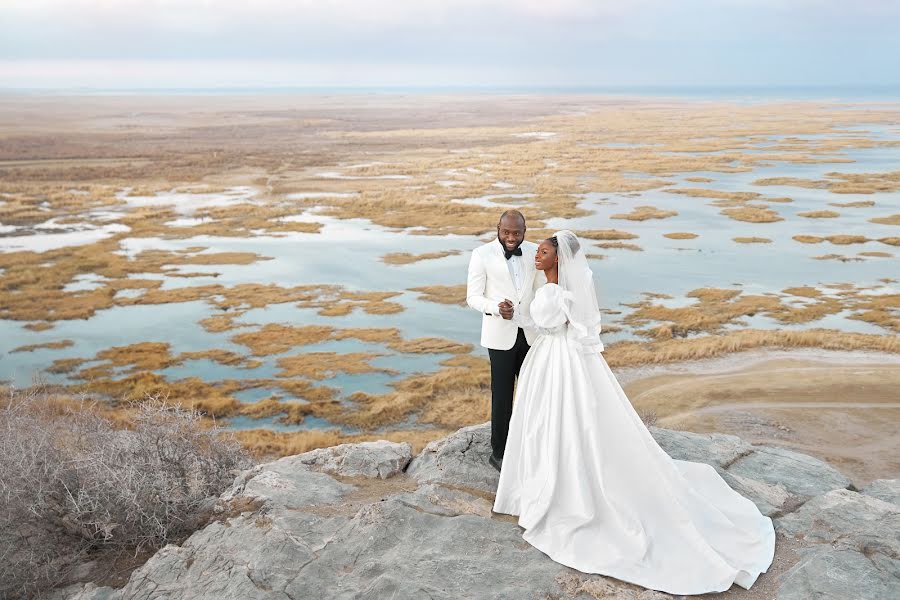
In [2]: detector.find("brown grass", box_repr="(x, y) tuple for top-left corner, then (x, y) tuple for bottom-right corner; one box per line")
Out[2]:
(830, 200), (875, 208)
(732, 237), (772, 244)
(798, 210), (839, 218)
(663, 232), (699, 239)
(230, 324), (335, 356)
(879, 237), (900, 246)
(813, 254), (864, 262)
(666, 188), (761, 201)
(859, 251), (893, 257)
(621, 285), (863, 339)
(11, 339), (74, 353)
(827, 235), (869, 245)
(381, 250), (461, 264)
(610, 205), (678, 221)
(337, 355), (492, 429)
(595, 242), (644, 251)
(333, 327), (403, 344)
(793, 235), (825, 244)
(275, 352), (394, 380)
(408, 284), (467, 306)
(387, 338), (473, 354)
(720, 206), (784, 223)
(754, 171), (900, 195)
(684, 176), (714, 183)
(197, 311), (250, 333)
(577, 229), (638, 241)
(603, 328), (900, 368)
(869, 214), (900, 226)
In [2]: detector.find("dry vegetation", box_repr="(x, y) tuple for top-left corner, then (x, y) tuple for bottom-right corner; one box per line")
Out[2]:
(869, 214), (900, 225)
(753, 171), (900, 194)
(381, 250), (461, 264)
(620, 283), (899, 338)
(720, 206), (784, 223)
(732, 237), (772, 244)
(2, 95), (899, 468)
(0, 388), (249, 598)
(610, 205), (678, 221)
(798, 210), (840, 218)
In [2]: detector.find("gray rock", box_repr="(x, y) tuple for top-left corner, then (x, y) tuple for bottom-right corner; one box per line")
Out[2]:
(776, 488), (899, 552)
(280, 497), (570, 600)
(394, 483), (495, 518)
(222, 455), (354, 509)
(61, 583), (119, 600)
(726, 445), (851, 498)
(719, 470), (800, 517)
(776, 546), (900, 600)
(406, 422), (500, 493)
(861, 478), (900, 506)
(60, 427), (893, 600)
(775, 489), (900, 600)
(649, 427), (753, 470)
(296, 440), (413, 479)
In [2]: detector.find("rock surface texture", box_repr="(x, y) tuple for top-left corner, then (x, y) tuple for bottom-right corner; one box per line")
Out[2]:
(64, 424), (898, 600)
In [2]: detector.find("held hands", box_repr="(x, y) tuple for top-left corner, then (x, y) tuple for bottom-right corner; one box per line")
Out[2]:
(499, 298), (515, 320)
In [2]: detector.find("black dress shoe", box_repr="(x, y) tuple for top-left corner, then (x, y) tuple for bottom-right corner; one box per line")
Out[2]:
(489, 453), (503, 472)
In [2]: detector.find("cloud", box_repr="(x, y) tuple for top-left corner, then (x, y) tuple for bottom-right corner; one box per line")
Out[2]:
(0, 1), (897, 86)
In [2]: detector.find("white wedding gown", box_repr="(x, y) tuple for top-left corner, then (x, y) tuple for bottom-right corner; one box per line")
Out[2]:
(493, 283), (776, 595)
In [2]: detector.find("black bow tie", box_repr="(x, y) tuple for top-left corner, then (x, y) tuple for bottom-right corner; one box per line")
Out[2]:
(504, 247), (523, 260)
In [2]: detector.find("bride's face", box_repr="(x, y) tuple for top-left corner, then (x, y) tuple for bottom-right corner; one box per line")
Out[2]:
(534, 240), (558, 271)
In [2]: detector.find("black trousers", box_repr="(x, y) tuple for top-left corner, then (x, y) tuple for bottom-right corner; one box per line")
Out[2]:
(487, 327), (530, 459)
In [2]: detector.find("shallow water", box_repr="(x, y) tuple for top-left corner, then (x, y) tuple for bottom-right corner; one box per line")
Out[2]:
(1, 132), (897, 434)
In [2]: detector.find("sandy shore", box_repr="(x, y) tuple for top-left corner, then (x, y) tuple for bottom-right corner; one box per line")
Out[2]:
(619, 348), (900, 486)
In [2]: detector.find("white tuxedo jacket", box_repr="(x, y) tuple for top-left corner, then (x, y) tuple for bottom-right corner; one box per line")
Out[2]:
(466, 240), (545, 350)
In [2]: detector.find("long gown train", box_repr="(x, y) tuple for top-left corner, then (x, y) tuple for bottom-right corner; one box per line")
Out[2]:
(492, 283), (775, 596)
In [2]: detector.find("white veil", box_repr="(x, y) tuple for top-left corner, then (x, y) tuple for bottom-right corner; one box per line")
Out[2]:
(554, 230), (604, 354)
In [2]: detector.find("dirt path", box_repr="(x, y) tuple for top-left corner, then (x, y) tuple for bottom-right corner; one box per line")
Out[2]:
(619, 349), (900, 487)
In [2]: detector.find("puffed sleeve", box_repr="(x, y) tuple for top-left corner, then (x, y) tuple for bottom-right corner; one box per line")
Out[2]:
(529, 284), (569, 330)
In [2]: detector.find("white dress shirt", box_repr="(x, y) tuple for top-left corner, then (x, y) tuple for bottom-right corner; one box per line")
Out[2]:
(506, 252), (525, 296)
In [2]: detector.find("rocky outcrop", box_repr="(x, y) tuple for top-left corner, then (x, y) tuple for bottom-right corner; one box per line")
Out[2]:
(295, 439), (413, 479)
(775, 489), (900, 599)
(861, 478), (900, 506)
(64, 424), (898, 600)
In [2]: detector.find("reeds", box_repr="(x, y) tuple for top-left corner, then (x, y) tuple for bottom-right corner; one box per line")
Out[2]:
(610, 205), (678, 221)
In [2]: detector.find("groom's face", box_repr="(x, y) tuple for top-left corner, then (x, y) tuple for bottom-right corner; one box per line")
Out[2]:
(497, 216), (526, 252)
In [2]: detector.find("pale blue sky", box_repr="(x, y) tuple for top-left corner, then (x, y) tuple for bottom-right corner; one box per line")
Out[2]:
(0, 0), (898, 89)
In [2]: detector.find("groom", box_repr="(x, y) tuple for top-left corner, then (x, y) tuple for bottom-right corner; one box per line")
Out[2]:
(466, 210), (544, 472)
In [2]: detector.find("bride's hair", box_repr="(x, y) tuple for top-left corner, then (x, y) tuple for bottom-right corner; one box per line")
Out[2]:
(548, 235), (580, 256)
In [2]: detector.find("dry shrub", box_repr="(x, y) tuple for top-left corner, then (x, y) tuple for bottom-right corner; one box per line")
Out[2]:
(0, 387), (249, 597)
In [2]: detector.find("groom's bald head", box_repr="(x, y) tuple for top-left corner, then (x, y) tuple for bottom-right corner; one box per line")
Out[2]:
(498, 210), (526, 229)
(497, 210), (526, 253)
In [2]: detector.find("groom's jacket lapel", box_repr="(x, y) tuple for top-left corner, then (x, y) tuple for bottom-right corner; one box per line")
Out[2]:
(489, 241), (519, 300)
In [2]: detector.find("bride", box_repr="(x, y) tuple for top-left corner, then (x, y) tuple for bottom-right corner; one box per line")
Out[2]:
(492, 230), (776, 596)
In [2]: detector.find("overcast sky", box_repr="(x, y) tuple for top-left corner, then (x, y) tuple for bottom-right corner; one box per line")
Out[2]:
(1, 0), (898, 89)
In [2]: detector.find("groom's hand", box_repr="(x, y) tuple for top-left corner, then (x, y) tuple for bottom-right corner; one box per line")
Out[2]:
(499, 299), (514, 320)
